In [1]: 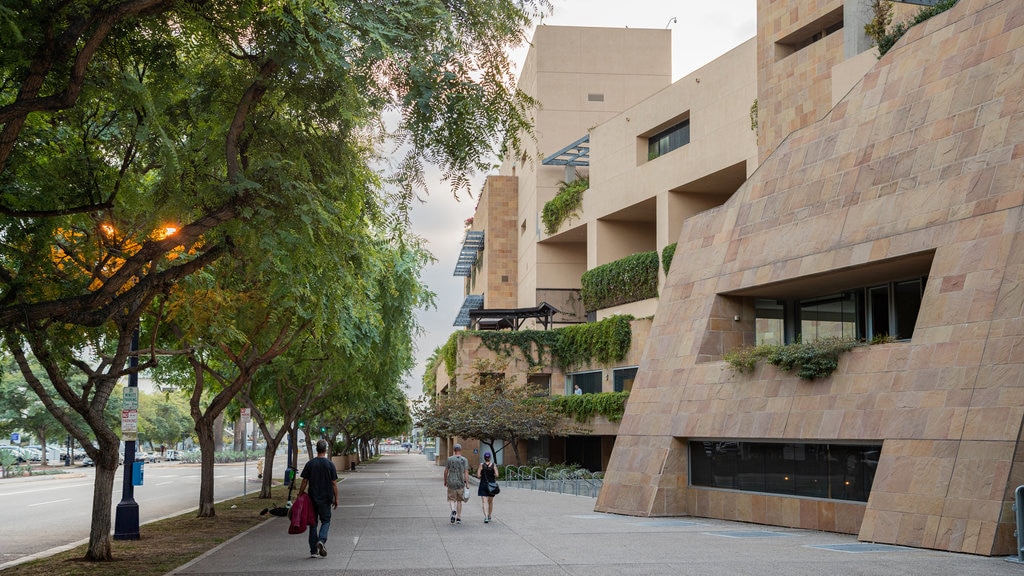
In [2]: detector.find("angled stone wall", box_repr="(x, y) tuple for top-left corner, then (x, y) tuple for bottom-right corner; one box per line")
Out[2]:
(597, 0), (1024, 556)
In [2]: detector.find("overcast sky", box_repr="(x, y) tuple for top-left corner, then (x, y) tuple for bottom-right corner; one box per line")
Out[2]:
(402, 0), (757, 396)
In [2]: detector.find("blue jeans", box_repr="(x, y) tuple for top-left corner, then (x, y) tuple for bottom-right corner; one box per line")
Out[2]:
(308, 499), (332, 553)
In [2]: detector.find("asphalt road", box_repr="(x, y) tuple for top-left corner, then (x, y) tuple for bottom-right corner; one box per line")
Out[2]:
(0, 460), (263, 567)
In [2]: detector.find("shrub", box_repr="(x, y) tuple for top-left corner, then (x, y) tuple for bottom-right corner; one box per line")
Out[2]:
(580, 251), (658, 312)
(724, 336), (859, 380)
(871, 0), (959, 57)
(661, 243), (677, 273)
(541, 177), (588, 235)
(550, 391), (630, 423)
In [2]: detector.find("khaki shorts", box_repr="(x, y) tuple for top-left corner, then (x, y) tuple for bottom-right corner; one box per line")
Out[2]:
(446, 487), (468, 502)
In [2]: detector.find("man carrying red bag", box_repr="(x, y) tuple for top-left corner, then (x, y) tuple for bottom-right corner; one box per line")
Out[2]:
(297, 439), (339, 558)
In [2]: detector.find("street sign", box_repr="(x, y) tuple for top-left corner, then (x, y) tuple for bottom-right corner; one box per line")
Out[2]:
(122, 409), (138, 441)
(240, 408), (250, 422)
(10, 432), (19, 443)
(123, 387), (138, 410)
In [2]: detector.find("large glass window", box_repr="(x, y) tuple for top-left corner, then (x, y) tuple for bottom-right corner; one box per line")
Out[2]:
(613, 367), (638, 393)
(648, 119), (690, 160)
(566, 370), (602, 395)
(689, 441), (879, 502)
(754, 278), (926, 344)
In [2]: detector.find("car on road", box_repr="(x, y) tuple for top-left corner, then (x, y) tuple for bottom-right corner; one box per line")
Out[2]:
(164, 449), (180, 461)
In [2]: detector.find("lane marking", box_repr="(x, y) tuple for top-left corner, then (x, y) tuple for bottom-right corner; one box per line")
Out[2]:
(28, 498), (71, 507)
(0, 482), (93, 497)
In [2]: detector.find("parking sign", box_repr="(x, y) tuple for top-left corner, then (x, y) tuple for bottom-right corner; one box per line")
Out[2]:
(10, 432), (18, 443)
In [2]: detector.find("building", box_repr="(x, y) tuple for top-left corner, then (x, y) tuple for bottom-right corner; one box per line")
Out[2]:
(431, 0), (1024, 556)
(594, 0), (1024, 557)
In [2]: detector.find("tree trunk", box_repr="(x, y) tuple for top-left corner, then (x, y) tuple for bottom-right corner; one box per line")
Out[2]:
(84, 447), (120, 560)
(212, 412), (224, 452)
(196, 419), (217, 517)
(259, 444), (277, 498)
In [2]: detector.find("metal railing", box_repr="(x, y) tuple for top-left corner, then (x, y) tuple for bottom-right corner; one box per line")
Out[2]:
(501, 466), (603, 498)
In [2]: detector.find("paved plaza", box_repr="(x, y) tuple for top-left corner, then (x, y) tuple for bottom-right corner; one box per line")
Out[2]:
(166, 452), (1024, 575)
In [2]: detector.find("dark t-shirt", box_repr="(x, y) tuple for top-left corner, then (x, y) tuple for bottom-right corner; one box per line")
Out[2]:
(300, 456), (338, 506)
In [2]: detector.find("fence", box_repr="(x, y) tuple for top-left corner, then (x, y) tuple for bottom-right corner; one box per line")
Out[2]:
(501, 466), (603, 498)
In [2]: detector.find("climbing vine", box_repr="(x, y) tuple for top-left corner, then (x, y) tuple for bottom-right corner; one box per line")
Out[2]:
(580, 251), (659, 311)
(550, 391), (630, 423)
(541, 176), (588, 235)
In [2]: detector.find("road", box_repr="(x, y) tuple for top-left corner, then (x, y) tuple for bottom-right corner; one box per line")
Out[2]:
(0, 460), (266, 567)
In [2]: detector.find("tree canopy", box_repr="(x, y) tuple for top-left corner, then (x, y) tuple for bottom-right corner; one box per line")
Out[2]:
(0, 0), (550, 561)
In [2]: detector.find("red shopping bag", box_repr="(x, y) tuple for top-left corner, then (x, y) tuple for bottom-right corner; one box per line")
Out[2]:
(287, 493), (316, 534)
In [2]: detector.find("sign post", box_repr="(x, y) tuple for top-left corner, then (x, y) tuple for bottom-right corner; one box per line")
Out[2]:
(240, 408), (250, 497)
(114, 329), (140, 540)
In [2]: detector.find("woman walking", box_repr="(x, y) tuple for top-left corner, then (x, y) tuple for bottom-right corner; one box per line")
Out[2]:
(477, 452), (499, 523)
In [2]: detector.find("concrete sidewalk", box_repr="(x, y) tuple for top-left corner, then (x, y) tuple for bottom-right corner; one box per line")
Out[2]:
(169, 452), (1023, 575)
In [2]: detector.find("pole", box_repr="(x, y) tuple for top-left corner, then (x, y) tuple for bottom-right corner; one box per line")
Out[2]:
(114, 328), (140, 540)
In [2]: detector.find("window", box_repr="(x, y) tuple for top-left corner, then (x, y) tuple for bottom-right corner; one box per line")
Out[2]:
(648, 119), (690, 161)
(689, 441), (879, 502)
(754, 278), (926, 344)
(566, 370), (602, 395)
(613, 367), (638, 393)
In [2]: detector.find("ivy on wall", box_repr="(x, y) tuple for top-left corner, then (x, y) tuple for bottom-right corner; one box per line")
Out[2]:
(550, 391), (630, 423)
(541, 176), (588, 235)
(553, 314), (633, 369)
(661, 243), (677, 273)
(580, 251), (659, 312)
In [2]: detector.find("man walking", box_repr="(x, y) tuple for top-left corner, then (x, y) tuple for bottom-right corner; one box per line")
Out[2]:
(298, 439), (338, 558)
(443, 443), (469, 524)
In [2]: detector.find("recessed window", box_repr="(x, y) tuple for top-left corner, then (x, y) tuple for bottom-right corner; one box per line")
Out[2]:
(613, 367), (637, 393)
(690, 441), (879, 502)
(753, 278), (926, 344)
(588, 93), (605, 102)
(566, 370), (602, 394)
(648, 119), (690, 161)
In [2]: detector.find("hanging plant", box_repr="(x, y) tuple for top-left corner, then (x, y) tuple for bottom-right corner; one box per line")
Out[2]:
(541, 176), (588, 235)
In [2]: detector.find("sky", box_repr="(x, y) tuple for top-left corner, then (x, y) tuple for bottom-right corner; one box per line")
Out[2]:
(402, 0), (757, 396)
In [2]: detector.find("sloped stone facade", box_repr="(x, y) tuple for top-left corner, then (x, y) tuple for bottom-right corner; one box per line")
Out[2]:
(597, 0), (1024, 556)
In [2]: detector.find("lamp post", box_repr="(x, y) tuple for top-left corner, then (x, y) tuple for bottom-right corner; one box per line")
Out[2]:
(114, 328), (140, 540)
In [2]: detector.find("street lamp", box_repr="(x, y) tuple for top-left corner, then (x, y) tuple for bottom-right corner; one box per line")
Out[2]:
(114, 328), (140, 540)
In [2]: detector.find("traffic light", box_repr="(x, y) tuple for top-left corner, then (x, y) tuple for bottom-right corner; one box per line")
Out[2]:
(298, 420), (305, 429)
(320, 426), (326, 433)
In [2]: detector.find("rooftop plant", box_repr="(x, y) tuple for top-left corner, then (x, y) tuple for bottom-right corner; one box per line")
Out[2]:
(868, 0), (959, 57)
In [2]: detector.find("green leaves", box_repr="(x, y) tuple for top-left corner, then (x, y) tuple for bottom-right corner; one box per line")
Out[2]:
(724, 336), (859, 380)
(541, 176), (588, 235)
(580, 251), (659, 312)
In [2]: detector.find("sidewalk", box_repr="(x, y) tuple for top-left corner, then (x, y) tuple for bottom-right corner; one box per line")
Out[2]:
(169, 453), (1023, 575)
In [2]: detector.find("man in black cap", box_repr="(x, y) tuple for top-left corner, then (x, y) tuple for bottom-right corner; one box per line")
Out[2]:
(443, 443), (469, 524)
(298, 439), (338, 558)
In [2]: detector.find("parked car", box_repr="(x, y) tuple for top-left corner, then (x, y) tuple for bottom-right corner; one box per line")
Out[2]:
(164, 449), (180, 461)
(0, 445), (27, 463)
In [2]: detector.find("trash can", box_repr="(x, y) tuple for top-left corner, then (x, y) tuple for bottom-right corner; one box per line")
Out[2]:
(350, 461), (356, 471)
(284, 467), (295, 486)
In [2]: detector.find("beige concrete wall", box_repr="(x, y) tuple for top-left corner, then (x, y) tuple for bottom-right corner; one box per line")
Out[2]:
(499, 26), (672, 311)
(598, 0), (1024, 556)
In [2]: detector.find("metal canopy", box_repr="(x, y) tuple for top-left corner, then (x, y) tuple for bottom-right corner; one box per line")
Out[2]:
(453, 294), (484, 327)
(453, 230), (485, 277)
(468, 302), (560, 331)
(542, 134), (590, 166)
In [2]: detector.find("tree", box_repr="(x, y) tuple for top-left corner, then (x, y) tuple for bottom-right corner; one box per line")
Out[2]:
(413, 358), (570, 464)
(137, 390), (191, 452)
(2, 0), (549, 561)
